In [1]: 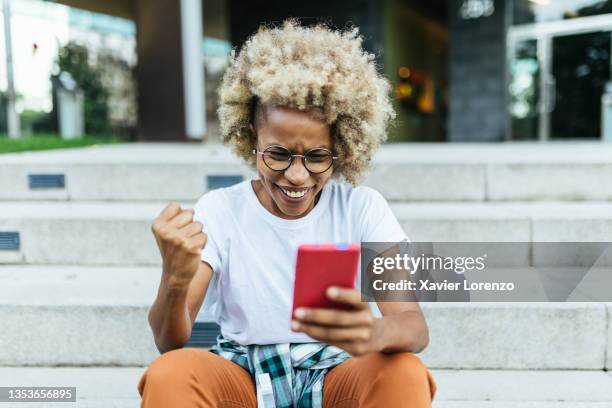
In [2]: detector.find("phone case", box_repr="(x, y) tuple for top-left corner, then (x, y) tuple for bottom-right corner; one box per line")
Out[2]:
(291, 243), (360, 318)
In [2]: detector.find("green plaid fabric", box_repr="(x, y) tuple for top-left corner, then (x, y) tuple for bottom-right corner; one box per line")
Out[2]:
(210, 334), (351, 407)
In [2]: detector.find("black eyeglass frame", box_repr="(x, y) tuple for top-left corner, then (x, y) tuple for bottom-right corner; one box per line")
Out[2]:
(252, 144), (339, 174)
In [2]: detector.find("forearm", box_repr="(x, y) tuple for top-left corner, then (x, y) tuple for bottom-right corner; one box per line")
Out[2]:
(148, 275), (193, 354)
(372, 310), (429, 354)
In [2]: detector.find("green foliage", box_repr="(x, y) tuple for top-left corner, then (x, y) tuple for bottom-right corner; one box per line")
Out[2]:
(19, 110), (54, 133)
(56, 42), (111, 136)
(0, 133), (121, 154)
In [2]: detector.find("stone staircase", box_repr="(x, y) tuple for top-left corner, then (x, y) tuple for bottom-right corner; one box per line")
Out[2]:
(0, 142), (611, 407)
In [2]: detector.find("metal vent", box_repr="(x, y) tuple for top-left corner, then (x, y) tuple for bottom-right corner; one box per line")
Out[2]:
(28, 174), (65, 189)
(186, 322), (220, 348)
(0, 231), (20, 250)
(206, 175), (243, 191)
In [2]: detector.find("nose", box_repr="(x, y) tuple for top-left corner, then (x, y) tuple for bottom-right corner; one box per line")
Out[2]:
(284, 156), (310, 185)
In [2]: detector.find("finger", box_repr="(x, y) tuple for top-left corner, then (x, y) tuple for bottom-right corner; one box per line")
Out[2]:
(166, 209), (195, 229)
(157, 201), (182, 222)
(187, 233), (207, 251)
(292, 321), (372, 343)
(179, 221), (203, 237)
(326, 287), (369, 309)
(294, 307), (374, 327)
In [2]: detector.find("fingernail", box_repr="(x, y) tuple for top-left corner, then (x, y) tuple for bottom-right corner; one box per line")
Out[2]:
(294, 308), (306, 319)
(328, 287), (340, 298)
(291, 320), (300, 330)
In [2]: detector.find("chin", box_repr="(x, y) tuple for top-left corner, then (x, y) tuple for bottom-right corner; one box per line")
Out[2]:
(274, 198), (313, 218)
(279, 205), (310, 218)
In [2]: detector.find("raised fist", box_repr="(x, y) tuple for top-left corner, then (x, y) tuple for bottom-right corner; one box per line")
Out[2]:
(151, 202), (207, 289)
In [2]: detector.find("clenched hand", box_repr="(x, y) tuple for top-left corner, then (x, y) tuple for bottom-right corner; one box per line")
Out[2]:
(151, 202), (207, 290)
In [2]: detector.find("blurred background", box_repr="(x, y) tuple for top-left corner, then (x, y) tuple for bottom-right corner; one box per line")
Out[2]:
(1, 1), (612, 407)
(1, 0), (611, 148)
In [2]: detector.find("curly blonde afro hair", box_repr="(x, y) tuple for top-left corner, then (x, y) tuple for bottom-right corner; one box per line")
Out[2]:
(217, 19), (395, 185)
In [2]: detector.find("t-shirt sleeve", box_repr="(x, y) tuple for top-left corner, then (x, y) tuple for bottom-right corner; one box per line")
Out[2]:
(355, 186), (409, 243)
(353, 186), (409, 319)
(192, 191), (224, 274)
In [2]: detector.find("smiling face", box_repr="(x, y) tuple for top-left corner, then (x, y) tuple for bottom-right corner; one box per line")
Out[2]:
(250, 104), (334, 220)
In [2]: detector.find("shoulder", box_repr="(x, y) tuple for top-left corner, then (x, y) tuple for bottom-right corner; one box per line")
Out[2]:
(350, 184), (386, 205)
(327, 179), (386, 210)
(338, 183), (408, 242)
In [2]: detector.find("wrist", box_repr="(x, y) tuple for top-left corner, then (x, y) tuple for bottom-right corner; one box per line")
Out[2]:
(369, 318), (387, 353)
(161, 271), (191, 292)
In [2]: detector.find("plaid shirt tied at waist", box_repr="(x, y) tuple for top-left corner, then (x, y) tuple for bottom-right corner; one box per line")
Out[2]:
(209, 334), (351, 408)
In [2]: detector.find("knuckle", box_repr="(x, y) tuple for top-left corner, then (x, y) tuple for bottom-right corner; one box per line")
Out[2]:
(321, 327), (331, 339)
(337, 314), (350, 325)
(190, 237), (205, 251)
(362, 313), (375, 325)
(311, 326), (324, 338)
(354, 344), (366, 355)
(167, 201), (181, 212)
(157, 226), (171, 238)
(187, 245), (202, 255)
(315, 328), (329, 339)
(360, 330), (371, 341)
(170, 235), (184, 246)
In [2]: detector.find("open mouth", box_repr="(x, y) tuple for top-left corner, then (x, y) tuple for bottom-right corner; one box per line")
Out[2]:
(276, 184), (312, 201)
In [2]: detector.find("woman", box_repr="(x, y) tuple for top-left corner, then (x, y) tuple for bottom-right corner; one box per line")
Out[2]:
(138, 19), (437, 407)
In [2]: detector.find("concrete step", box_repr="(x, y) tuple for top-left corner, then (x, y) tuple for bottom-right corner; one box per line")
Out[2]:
(431, 369), (612, 408)
(0, 366), (144, 407)
(420, 302), (610, 370)
(2, 142), (612, 202)
(0, 265), (160, 367)
(0, 143), (253, 203)
(1, 265), (610, 369)
(0, 366), (611, 407)
(1, 201), (612, 266)
(394, 201), (612, 242)
(0, 201), (162, 265)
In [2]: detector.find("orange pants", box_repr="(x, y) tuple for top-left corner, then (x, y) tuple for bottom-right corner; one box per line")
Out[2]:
(137, 347), (437, 407)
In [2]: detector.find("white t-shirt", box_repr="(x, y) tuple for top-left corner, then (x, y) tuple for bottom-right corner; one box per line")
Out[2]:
(192, 177), (408, 345)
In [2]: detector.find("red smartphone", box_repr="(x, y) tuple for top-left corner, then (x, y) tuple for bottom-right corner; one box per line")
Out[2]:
(291, 243), (361, 319)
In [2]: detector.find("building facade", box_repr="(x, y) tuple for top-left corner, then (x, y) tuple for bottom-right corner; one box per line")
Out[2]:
(50, 0), (612, 143)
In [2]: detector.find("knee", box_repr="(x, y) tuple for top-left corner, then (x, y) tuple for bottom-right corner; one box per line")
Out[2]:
(373, 353), (434, 395)
(381, 352), (428, 379)
(141, 348), (204, 387)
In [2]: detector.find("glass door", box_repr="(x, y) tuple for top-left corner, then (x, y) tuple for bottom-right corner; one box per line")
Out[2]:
(507, 14), (612, 141)
(508, 39), (541, 140)
(551, 32), (611, 139)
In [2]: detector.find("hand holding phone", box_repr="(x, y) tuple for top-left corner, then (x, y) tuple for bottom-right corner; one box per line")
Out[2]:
(291, 243), (360, 319)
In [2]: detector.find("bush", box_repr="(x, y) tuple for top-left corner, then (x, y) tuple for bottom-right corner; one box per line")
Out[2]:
(20, 110), (55, 134)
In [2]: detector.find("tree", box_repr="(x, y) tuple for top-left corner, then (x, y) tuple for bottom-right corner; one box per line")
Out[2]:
(55, 42), (110, 136)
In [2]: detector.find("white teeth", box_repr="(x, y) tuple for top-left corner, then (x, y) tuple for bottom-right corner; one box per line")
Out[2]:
(280, 187), (307, 198)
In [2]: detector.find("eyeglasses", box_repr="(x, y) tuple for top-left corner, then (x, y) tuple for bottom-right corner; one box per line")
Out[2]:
(252, 144), (338, 174)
